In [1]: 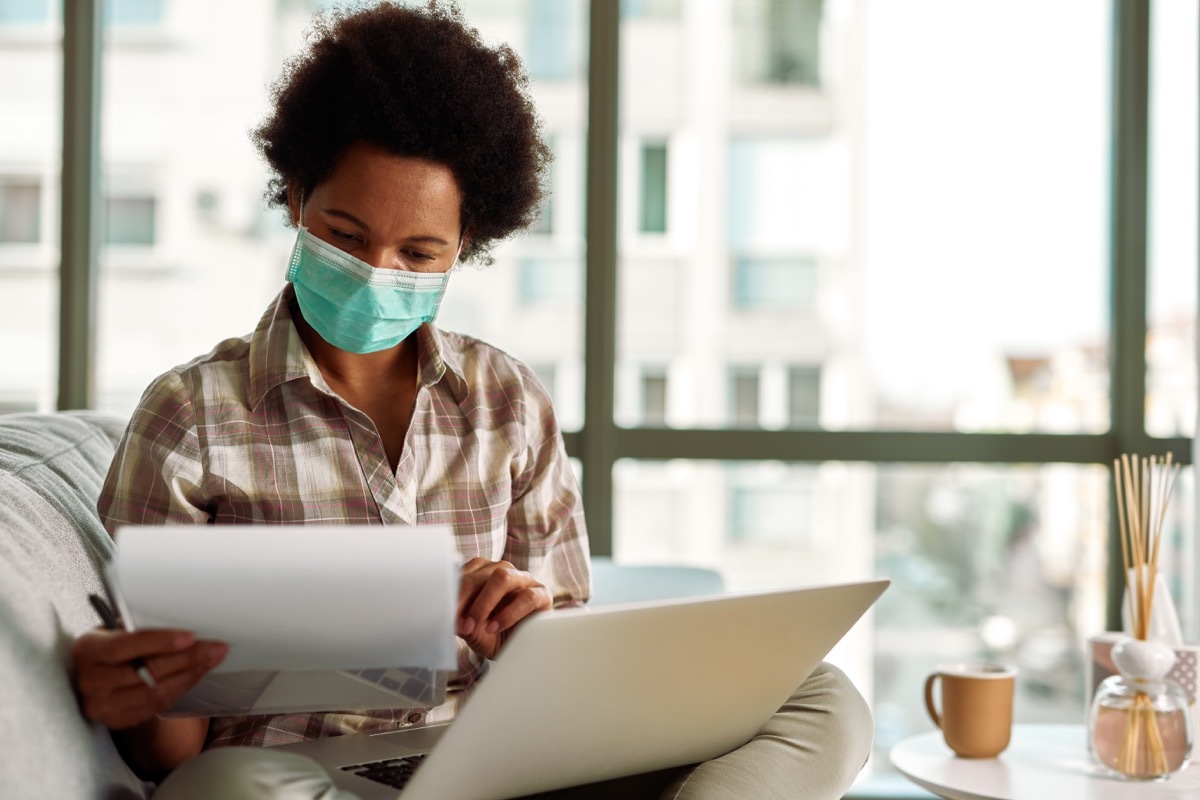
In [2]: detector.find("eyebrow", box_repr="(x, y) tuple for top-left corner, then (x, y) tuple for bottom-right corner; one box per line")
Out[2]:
(323, 208), (453, 246)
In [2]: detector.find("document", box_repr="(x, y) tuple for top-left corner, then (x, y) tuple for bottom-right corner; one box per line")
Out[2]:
(106, 524), (459, 715)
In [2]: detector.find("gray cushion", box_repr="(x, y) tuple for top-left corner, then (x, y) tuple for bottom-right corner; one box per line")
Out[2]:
(0, 411), (150, 798)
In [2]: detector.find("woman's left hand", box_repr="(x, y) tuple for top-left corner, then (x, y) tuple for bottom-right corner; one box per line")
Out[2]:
(456, 558), (553, 659)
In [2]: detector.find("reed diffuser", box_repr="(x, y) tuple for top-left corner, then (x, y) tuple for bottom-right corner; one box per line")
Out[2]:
(1088, 453), (1192, 780)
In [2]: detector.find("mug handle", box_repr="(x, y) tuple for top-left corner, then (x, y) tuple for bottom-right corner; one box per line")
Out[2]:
(924, 673), (942, 729)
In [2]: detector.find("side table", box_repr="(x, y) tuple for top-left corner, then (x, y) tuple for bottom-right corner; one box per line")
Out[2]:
(889, 723), (1200, 800)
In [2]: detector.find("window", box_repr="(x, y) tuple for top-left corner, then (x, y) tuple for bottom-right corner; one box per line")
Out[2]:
(104, 195), (156, 246)
(788, 366), (821, 427)
(733, 256), (818, 312)
(620, 0), (679, 20)
(528, 195), (553, 236)
(729, 367), (760, 428)
(528, 362), (557, 401)
(1146, 0), (1198, 438)
(0, 179), (41, 244)
(105, 0), (163, 27)
(0, 0), (49, 25)
(640, 368), (667, 426)
(518, 257), (581, 307)
(526, 0), (583, 82)
(734, 0), (824, 87)
(728, 479), (815, 546)
(638, 142), (668, 234)
(526, 134), (556, 236)
(27, 3), (1197, 797)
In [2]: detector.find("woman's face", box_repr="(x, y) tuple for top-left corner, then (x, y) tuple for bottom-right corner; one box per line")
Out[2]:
(289, 141), (464, 273)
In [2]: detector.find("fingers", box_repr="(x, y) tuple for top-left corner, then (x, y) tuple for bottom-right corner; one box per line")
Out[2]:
(74, 628), (195, 669)
(456, 558), (552, 640)
(73, 629), (228, 729)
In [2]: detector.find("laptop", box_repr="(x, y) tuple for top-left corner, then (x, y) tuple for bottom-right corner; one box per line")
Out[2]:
(275, 577), (890, 800)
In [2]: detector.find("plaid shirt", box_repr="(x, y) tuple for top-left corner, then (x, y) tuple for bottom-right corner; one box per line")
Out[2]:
(98, 285), (590, 747)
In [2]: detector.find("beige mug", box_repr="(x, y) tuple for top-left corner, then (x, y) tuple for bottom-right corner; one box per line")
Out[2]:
(924, 662), (1017, 758)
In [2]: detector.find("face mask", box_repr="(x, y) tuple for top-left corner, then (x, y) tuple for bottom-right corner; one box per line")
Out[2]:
(285, 225), (454, 354)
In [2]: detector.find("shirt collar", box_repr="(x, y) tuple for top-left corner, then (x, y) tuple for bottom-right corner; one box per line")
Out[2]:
(247, 284), (321, 410)
(414, 321), (469, 401)
(248, 284), (468, 410)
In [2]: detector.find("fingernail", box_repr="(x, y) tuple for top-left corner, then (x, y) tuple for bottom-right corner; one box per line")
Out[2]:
(174, 633), (195, 649)
(461, 617), (476, 636)
(485, 620), (499, 634)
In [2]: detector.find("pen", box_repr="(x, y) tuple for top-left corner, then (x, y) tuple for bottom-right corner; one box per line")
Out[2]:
(87, 593), (158, 689)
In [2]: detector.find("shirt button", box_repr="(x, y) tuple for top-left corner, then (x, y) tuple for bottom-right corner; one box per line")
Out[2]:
(406, 712), (424, 725)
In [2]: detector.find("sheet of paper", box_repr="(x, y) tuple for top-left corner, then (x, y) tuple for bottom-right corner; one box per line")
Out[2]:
(108, 525), (458, 673)
(160, 666), (448, 717)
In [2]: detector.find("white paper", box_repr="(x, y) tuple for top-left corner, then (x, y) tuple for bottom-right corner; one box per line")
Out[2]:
(108, 525), (458, 673)
(160, 666), (448, 717)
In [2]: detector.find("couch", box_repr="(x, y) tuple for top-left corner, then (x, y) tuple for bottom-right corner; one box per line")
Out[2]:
(0, 411), (152, 798)
(0, 410), (728, 798)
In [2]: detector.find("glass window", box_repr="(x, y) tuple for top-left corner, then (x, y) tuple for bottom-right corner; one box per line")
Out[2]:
(1145, 0), (1198, 438)
(640, 368), (667, 426)
(104, 195), (156, 245)
(614, 460), (1110, 789)
(441, 1), (588, 433)
(729, 479), (815, 545)
(528, 195), (553, 236)
(733, 256), (818, 312)
(0, 0), (58, 412)
(517, 257), (580, 307)
(0, 0), (49, 25)
(639, 142), (668, 234)
(105, 0), (164, 27)
(525, 0), (583, 82)
(728, 366), (760, 427)
(619, 2), (1112, 434)
(620, 0), (679, 20)
(94, 4), (296, 415)
(0, 178), (41, 243)
(528, 362), (556, 400)
(527, 133), (555, 236)
(734, 0), (824, 87)
(788, 365), (821, 427)
(91, 1), (589, 424)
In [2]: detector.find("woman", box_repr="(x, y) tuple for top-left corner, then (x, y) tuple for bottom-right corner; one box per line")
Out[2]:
(72, 3), (871, 798)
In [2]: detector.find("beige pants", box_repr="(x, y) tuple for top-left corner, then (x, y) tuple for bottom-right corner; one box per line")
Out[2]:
(154, 663), (872, 800)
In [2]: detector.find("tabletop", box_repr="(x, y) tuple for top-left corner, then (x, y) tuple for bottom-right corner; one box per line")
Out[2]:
(889, 723), (1200, 800)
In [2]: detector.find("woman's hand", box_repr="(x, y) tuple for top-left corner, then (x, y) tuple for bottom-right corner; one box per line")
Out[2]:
(72, 628), (228, 730)
(456, 558), (553, 659)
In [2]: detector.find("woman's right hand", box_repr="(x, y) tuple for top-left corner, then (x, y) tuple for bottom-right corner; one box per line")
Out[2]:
(72, 628), (228, 730)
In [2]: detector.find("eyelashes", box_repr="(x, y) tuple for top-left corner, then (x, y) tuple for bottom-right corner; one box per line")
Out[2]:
(328, 227), (441, 267)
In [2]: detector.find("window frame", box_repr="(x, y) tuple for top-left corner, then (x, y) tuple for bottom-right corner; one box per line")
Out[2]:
(55, 0), (1190, 642)
(574, 0), (1185, 642)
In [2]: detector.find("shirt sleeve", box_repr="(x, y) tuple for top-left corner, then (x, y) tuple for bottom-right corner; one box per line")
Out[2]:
(97, 369), (211, 536)
(503, 367), (592, 608)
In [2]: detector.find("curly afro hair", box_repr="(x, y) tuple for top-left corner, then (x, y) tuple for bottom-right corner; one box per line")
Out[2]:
(253, 1), (551, 265)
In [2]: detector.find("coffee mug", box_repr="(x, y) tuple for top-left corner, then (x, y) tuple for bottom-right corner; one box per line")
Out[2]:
(924, 662), (1017, 758)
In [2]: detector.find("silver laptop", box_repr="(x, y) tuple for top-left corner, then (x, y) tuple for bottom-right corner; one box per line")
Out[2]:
(276, 578), (890, 800)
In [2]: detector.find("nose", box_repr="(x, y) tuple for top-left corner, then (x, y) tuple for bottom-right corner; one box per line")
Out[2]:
(359, 246), (399, 270)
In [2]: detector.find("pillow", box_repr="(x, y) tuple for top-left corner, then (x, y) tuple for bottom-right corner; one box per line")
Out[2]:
(0, 412), (149, 798)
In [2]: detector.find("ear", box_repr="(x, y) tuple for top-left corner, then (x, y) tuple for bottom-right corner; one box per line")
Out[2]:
(285, 185), (302, 227)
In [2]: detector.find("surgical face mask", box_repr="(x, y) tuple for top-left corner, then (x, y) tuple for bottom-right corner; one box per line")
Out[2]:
(285, 225), (454, 354)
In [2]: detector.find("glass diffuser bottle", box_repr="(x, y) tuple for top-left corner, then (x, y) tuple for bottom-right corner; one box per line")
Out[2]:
(1089, 637), (1192, 780)
(1090, 454), (1191, 780)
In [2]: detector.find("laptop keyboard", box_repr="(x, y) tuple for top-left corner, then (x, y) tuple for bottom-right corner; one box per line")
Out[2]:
(342, 754), (428, 789)
(340, 667), (445, 705)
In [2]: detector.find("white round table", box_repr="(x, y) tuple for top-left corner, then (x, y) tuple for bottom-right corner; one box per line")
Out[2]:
(889, 723), (1200, 799)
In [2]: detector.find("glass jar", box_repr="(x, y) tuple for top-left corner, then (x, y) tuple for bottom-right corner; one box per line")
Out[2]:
(1088, 637), (1193, 780)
